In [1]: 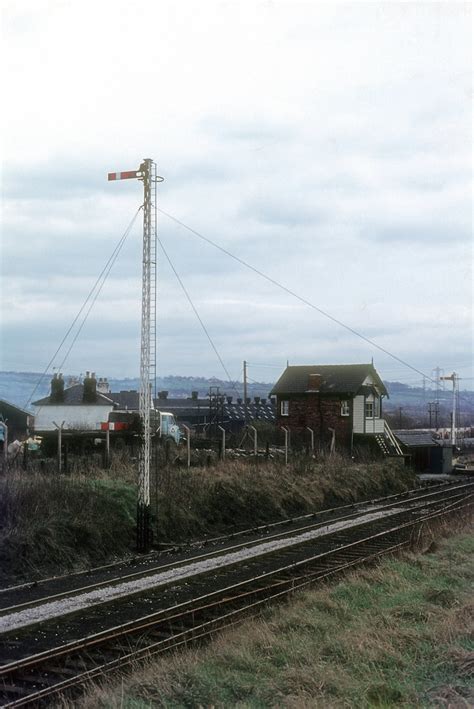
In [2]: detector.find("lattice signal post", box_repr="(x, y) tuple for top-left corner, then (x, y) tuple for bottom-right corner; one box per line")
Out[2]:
(108, 159), (163, 552)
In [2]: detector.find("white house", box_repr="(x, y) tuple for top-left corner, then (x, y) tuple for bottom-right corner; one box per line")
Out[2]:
(33, 373), (115, 432)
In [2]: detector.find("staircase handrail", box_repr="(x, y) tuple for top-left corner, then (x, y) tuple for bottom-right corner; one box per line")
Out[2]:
(384, 420), (404, 456)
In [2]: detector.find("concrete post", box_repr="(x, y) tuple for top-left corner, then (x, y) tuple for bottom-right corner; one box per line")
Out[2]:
(0, 422), (8, 472)
(281, 426), (289, 465)
(105, 427), (110, 468)
(52, 421), (65, 474)
(248, 425), (257, 458)
(306, 427), (314, 456)
(328, 427), (336, 456)
(183, 425), (191, 468)
(218, 425), (226, 460)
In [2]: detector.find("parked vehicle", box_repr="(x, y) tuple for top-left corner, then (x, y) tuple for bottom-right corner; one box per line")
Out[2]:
(101, 410), (182, 444)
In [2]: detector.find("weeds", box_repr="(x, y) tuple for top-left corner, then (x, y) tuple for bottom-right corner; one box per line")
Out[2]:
(70, 527), (474, 709)
(1, 456), (414, 582)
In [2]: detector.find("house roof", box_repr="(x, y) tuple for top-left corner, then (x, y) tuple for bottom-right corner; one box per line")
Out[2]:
(109, 393), (276, 423)
(0, 399), (33, 417)
(394, 430), (440, 448)
(270, 364), (388, 397)
(33, 385), (114, 407)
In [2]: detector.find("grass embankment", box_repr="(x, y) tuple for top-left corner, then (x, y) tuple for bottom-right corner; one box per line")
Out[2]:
(0, 456), (414, 582)
(0, 476), (136, 582)
(76, 530), (474, 709)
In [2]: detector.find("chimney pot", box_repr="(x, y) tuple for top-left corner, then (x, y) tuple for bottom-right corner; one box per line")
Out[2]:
(226, 396), (232, 404)
(254, 396), (260, 405)
(237, 398), (242, 405)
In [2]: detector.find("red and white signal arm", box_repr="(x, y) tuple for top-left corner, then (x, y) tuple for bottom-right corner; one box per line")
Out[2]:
(108, 170), (139, 181)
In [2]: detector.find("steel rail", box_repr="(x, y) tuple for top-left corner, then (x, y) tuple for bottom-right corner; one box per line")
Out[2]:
(1, 482), (471, 619)
(1, 496), (471, 709)
(0, 489), (469, 644)
(4, 494), (473, 707)
(0, 494), (472, 668)
(0, 479), (461, 598)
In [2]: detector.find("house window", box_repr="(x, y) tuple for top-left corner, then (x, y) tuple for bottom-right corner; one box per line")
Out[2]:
(281, 400), (289, 416)
(365, 401), (374, 418)
(340, 400), (350, 417)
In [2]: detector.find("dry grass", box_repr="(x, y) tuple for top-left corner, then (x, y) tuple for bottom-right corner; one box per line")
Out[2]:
(69, 520), (474, 709)
(0, 455), (414, 583)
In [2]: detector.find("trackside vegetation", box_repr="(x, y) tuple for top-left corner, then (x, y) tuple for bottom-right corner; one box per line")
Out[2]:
(75, 529), (474, 709)
(0, 456), (414, 582)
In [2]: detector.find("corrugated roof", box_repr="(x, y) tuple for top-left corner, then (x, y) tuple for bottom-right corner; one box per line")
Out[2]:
(270, 364), (388, 397)
(33, 385), (114, 407)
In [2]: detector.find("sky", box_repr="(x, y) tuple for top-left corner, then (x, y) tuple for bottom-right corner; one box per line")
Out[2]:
(1, 0), (472, 390)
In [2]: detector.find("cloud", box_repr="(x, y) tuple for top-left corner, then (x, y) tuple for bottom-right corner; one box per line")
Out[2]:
(1, 1), (472, 387)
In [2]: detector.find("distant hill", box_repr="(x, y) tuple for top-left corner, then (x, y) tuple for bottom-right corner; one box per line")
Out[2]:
(1, 371), (472, 422)
(0, 371), (274, 409)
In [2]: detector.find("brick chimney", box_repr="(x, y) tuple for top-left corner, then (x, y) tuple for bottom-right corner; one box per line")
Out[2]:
(308, 373), (322, 391)
(191, 391), (198, 400)
(50, 373), (65, 403)
(159, 390), (168, 400)
(83, 371), (97, 403)
(97, 377), (110, 394)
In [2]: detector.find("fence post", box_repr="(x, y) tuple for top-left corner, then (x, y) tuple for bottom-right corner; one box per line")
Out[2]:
(217, 425), (226, 460)
(248, 425), (257, 459)
(0, 422), (8, 473)
(105, 427), (110, 468)
(306, 427), (314, 456)
(281, 426), (289, 465)
(52, 420), (65, 474)
(328, 427), (336, 456)
(183, 425), (191, 468)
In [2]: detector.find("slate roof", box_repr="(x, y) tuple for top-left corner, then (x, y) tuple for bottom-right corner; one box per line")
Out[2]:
(0, 399), (32, 417)
(33, 385), (114, 407)
(394, 430), (440, 448)
(110, 391), (140, 410)
(270, 364), (388, 397)
(108, 393), (276, 423)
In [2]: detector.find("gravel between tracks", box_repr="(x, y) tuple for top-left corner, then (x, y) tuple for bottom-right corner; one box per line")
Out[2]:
(0, 507), (404, 635)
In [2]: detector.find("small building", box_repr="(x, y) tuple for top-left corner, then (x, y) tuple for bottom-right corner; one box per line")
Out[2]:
(270, 363), (393, 454)
(33, 373), (114, 432)
(394, 430), (453, 474)
(0, 399), (34, 441)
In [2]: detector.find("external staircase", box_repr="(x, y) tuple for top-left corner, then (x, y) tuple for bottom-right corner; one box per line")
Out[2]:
(375, 421), (404, 457)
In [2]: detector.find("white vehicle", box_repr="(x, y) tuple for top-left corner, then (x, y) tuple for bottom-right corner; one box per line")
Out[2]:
(157, 411), (182, 444)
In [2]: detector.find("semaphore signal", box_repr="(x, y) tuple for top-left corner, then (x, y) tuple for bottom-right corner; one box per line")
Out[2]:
(108, 159), (163, 553)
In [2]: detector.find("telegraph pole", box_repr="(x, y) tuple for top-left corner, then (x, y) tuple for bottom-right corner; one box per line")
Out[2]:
(108, 159), (162, 552)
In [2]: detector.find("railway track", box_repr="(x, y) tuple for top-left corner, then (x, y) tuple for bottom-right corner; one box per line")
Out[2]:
(0, 482), (472, 707)
(0, 480), (466, 614)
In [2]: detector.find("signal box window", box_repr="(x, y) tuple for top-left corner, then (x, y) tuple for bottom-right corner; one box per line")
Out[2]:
(340, 400), (350, 416)
(365, 401), (374, 418)
(281, 400), (289, 416)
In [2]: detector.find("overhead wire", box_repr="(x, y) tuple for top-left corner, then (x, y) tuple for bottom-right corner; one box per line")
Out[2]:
(57, 213), (140, 372)
(158, 208), (441, 387)
(157, 238), (242, 400)
(25, 207), (142, 408)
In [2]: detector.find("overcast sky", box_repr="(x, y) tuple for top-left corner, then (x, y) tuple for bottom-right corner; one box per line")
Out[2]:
(1, 1), (472, 390)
